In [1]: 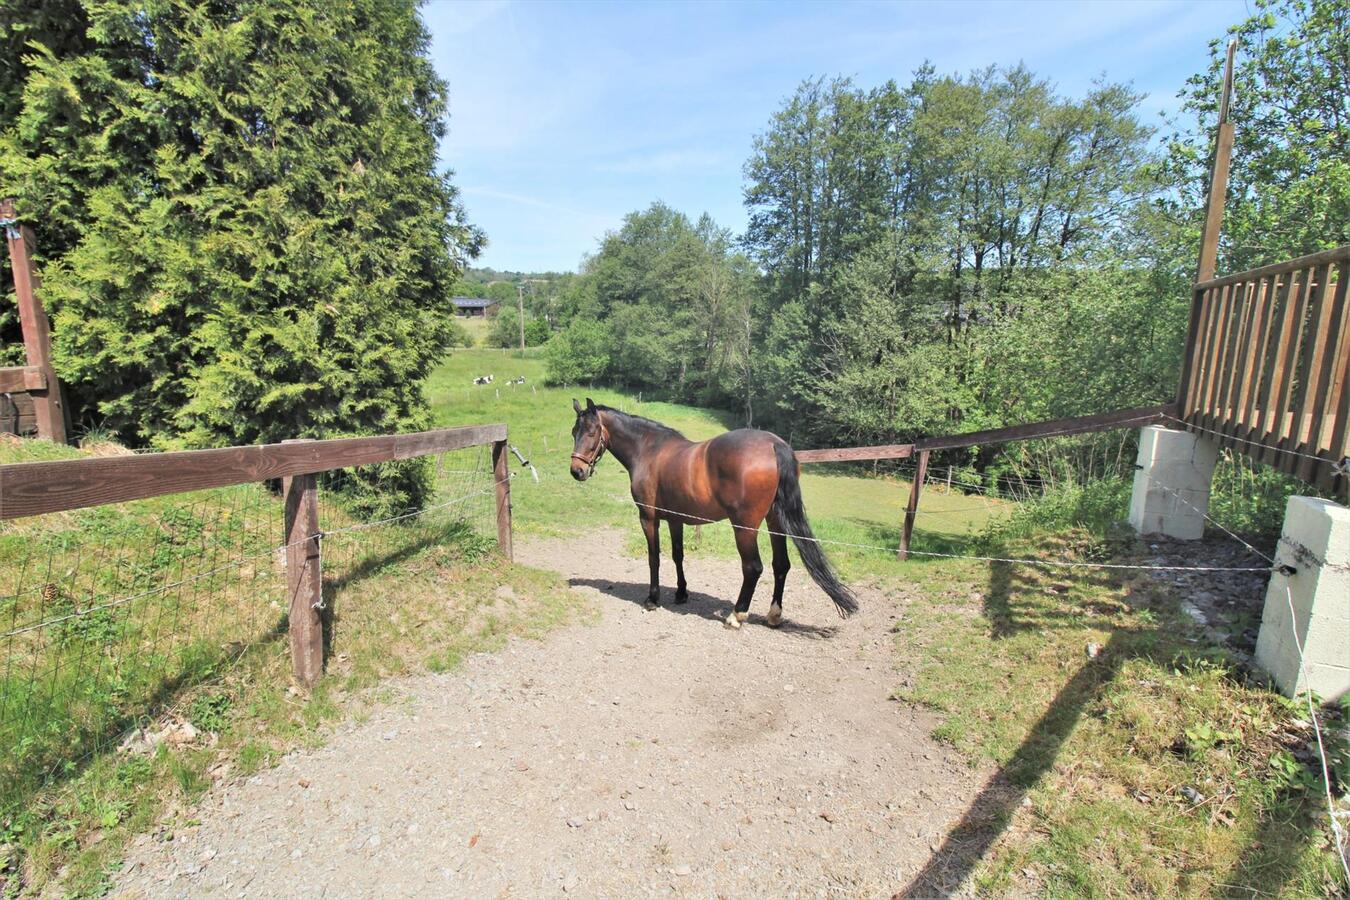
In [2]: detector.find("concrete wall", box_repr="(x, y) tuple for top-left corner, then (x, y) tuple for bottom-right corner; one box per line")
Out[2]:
(1128, 426), (1220, 540)
(1255, 496), (1350, 701)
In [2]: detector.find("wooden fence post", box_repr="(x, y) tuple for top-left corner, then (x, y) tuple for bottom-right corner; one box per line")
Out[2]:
(282, 440), (323, 688)
(492, 438), (513, 561)
(899, 450), (929, 560)
(2, 199), (69, 444)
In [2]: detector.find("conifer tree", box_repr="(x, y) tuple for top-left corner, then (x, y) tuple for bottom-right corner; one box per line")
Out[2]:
(1, 0), (478, 509)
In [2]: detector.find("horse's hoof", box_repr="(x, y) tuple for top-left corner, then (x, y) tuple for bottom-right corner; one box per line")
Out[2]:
(766, 603), (783, 627)
(674, 591), (689, 605)
(643, 599), (658, 611)
(724, 611), (748, 630)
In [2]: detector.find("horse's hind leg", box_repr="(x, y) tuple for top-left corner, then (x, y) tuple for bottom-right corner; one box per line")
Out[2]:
(766, 511), (789, 628)
(640, 512), (661, 610)
(725, 523), (763, 630)
(669, 520), (689, 603)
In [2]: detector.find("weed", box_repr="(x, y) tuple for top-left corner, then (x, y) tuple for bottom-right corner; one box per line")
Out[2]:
(188, 693), (232, 734)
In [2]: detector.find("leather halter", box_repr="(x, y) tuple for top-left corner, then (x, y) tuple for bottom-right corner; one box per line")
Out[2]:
(571, 421), (609, 477)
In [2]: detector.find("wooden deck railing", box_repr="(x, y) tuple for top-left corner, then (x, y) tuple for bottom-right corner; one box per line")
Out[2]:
(1175, 245), (1349, 491)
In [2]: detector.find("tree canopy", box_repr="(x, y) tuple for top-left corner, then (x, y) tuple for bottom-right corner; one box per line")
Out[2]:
(1, 0), (477, 511)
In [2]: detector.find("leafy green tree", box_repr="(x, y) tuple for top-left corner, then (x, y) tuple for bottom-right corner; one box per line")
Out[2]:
(1166, 0), (1349, 271)
(742, 65), (1159, 445)
(487, 305), (550, 349)
(0, 1), (478, 510)
(543, 317), (611, 385)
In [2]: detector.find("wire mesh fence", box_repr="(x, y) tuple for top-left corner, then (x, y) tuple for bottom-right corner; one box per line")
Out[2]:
(0, 443), (498, 807)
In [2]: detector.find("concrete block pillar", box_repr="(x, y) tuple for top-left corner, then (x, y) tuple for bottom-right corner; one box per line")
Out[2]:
(1128, 426), (1219, 540)
(1255, 497), (1350, 701)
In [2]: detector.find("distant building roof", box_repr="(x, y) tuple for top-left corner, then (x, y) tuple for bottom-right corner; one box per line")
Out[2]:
(451, 297), (499, 309)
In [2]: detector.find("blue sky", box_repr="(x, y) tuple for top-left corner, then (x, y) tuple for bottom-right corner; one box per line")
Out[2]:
(423, 0), (1246, 273)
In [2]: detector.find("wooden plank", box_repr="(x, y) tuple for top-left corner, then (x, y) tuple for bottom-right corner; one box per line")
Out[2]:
(1203, 280), (1245, 432)
(1292, 265), (1347, 482)
(1178, 286), (1215, 417)
(1194, 39), (1236, 284)
(0, 366), (45, 392)
(1263, 265), (1321, 470)
(1196, 282), (1234, 428)
(1217, 277), (1261, 438)
(2, 201), (68, 444)
(1256, 267), (1311, 461)
(795, 444), (914, 463)
(1196, 244), (1350, 292)
(283, 441), (323, 689)
(1318, 263), (1350, 493)
(1242, 270), (1293, 444)
(915, 404), (1175, 453)
(0, 391), (36, 436)
(492, 439), (513, 561)
(0, 423), (508, 519)
(898, 450), (929, 561)
(1196, 122), (1234, 283)
(1184, 285), (1222, 419)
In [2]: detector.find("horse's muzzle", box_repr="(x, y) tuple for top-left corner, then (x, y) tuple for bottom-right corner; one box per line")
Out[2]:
(570, 464), (590, 482)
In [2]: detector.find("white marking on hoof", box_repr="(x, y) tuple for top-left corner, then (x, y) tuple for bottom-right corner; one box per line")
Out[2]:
(724, 611), (748, 630)
(766, 603), (783, 627)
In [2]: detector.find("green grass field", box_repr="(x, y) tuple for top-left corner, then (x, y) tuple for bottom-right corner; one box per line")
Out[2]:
(454, 314), (493, 346)
(427, 348), (1008, 571)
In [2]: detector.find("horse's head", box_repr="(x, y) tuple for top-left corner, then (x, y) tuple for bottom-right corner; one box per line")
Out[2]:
(570, 398), (608, 482)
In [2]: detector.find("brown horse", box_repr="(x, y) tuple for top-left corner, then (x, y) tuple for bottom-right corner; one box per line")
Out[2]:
(569, 398), (857, 629)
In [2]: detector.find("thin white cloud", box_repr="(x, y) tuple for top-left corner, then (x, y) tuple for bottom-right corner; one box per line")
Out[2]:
(596, 149), (726, 175)
(461, 186), (606, 220)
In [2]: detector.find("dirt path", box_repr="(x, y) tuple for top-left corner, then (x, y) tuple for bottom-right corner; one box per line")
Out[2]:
(112, 529), (987, 898)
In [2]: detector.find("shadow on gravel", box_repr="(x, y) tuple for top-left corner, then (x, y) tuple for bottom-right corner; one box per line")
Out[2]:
(568, 577), (841, 639)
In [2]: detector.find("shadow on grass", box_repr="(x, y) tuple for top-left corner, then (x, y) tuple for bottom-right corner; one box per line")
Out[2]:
(896, 544), (1338, 898)
(899, 629), (1130, 896)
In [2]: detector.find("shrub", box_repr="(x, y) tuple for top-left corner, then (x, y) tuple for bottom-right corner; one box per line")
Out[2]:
(544, 318), (611, 385)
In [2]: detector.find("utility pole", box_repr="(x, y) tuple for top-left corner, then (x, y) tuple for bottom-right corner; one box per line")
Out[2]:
(516, 283), (526, 356)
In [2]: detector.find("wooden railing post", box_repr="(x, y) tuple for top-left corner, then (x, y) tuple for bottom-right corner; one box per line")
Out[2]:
(899, 450), (929, 561)
(1, 199), (69, 444)
(1196, 39), (1236, 285)
(492, 438), (513, 561)
(282, 440), (323, 688)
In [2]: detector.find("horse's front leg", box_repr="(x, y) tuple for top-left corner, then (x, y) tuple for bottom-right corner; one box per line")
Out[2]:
(640, 512), (661, 610)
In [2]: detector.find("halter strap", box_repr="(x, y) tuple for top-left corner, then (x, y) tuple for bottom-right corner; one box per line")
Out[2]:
(571, 421), (609, 474)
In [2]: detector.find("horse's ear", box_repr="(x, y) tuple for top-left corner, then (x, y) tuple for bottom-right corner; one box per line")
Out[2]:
(572, 398), (582, 414)
(586, 397), (596, 411)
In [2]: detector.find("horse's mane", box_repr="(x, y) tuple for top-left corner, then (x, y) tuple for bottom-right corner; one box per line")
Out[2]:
(596, 405), (687, 440)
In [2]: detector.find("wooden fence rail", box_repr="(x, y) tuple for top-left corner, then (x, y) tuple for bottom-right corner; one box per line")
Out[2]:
(0, 424), (512, 686)
(1175, 244), (1349, 492)
(794, 404), (1175, 559)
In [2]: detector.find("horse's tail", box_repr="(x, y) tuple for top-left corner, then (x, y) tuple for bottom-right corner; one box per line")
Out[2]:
(771, 441), (859, 618)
